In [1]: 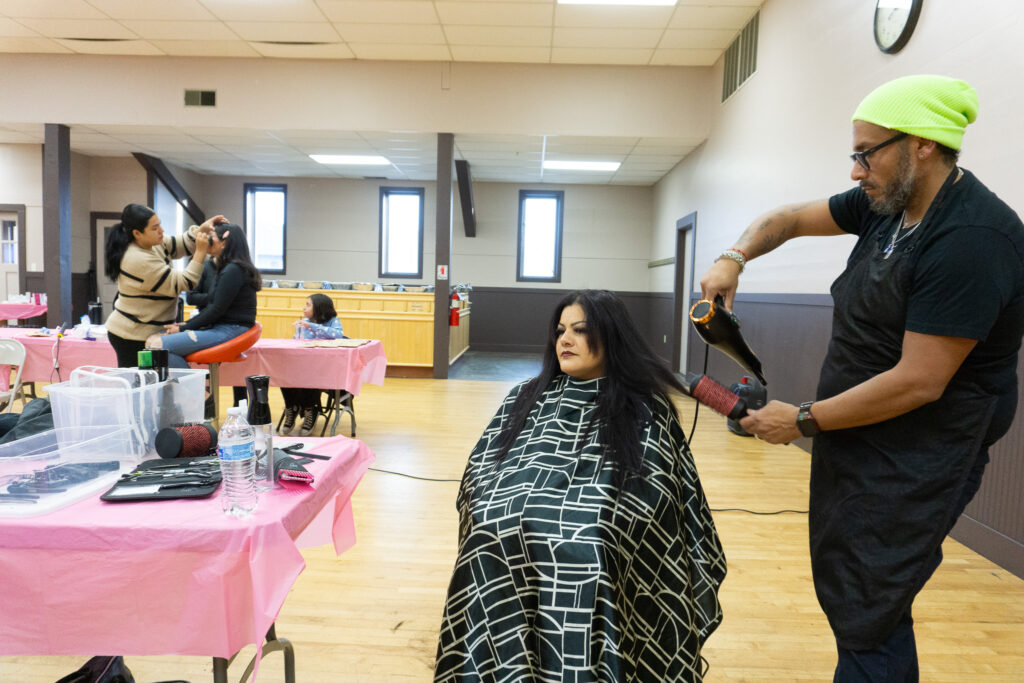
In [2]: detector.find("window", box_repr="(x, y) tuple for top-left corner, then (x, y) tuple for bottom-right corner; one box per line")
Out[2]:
(517, 190), (564, 282)
(1, 219), (16, 264)
(379, 187), (424, 278)
(244, 183), (287, 273)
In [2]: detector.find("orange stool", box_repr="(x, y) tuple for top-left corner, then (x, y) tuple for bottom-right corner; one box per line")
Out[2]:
(185, 323), (262, 424)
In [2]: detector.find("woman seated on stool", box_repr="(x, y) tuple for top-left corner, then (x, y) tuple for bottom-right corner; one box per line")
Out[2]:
(146, 223), (260, 368)
(280, 293), (345, 436)
(434, 289), (726, 682)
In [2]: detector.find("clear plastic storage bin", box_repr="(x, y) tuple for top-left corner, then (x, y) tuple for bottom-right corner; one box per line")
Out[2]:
(0, 426), (135, 517)
(45, 366), (208, 457)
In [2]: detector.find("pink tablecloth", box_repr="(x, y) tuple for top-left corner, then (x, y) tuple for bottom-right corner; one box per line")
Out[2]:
(0, 435), (375, 657)
(216, 338), (387, 395)
(0, 303), (47, 320)
(0, 330), (387, 395)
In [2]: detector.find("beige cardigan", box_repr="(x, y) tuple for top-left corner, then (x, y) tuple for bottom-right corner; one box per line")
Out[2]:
(104, 225), (205, 341)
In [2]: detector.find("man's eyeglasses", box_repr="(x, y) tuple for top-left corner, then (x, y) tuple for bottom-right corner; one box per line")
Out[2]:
(850, 132), (907, 171)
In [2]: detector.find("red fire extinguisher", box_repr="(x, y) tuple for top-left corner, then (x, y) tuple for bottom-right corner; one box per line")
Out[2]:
(449, 291), (460, 326)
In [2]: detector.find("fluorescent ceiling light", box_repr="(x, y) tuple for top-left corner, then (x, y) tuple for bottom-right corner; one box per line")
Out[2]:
(310, 154), (391, 165)
(543, 160), (621, 172)
(557, 0), (677, 6)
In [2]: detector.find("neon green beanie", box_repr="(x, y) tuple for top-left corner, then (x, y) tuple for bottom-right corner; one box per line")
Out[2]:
(852, 75), (978, 150)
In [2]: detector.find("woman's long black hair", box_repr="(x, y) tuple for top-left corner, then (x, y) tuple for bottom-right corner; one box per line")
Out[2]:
(214, 223), (262, 291)
(104, 203), (155, 281)
(494, 290), (686, 484)
(307, 293), (337, 324)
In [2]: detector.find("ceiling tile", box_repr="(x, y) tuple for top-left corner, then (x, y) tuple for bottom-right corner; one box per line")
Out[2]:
(197, 0), (328, 22)
(449, 45), (550, 63)
(669, 5), (758, 30)
(54, 38), (164, 55)
(649, 47), (719, 66)
(227, 21), (341, 42)
(551, 46), (652, 65)
(335, 23), (444, 43)
(434, 2), (553, 28)
(248, 42), (354, 58)
(0, 0), (105, 19)
(444, 25), (550, 47)
(348, 43), (450, 60)
(0, 130), (41, 143)
(0, 17), (37, 36)
(318, 1), (438, 24)
(86, 0), (218, 21)
(120, 20), (236, 41)
(554, 5), (674, 29)
(149, 39), (260, 57)
(16, 18), (137, 39)
(659, 28), (735, 50)
(553, 27), (661, 49)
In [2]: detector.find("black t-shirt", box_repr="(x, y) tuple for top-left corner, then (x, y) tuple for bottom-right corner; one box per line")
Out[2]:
(828, 169), (1024, 403)
(182, 262), (258, 331)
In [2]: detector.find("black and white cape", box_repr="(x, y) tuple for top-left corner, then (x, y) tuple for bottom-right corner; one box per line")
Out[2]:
(436, 375), (726, 682)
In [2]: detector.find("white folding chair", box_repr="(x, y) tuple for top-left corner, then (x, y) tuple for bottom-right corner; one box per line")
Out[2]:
(0, 338), (27, 413)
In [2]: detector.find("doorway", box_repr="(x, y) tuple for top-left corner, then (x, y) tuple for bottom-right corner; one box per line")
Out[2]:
(0, 204), (26, 304)
(671, 212), (696, 374)
(91, 212), (121, 321)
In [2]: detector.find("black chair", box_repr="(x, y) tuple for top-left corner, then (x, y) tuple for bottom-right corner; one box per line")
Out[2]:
(318, 389), (355, 437)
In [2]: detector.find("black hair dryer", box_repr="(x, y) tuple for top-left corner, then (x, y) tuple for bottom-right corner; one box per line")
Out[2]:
(689, 295), (767, 386)
(245, 375), (272, 426)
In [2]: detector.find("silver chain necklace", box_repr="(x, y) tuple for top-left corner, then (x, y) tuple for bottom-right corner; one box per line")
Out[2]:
(882, 211), (923, 259)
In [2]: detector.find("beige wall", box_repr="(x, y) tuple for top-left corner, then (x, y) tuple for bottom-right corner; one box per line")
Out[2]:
(200, 173), (652, 290)
(0, 144), (42, 272)
(651, 0), (1024, 294)
(0, 56), (710, 142)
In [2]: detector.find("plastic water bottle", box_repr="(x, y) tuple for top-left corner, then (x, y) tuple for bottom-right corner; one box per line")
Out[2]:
(217, 406), (258, 517)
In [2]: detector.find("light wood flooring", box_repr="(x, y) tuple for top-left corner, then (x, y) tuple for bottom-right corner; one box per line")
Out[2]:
(1, 378), (1022, 682)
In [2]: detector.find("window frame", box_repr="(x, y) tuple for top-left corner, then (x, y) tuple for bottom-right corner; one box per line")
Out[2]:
(378, 186), (425, 279)
(243, 182), (288, 274)
(516, 189), (564, 283)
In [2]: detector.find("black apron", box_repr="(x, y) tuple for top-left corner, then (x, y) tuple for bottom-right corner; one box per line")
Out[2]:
(809, 168), (999, 650)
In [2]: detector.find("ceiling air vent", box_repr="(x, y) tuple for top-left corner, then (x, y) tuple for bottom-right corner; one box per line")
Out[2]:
(722, 11), (759, 102)
(184, 90), (216, 107)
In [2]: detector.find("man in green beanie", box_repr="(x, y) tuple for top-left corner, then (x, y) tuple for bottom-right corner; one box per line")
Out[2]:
(701, 74), (1024, 680)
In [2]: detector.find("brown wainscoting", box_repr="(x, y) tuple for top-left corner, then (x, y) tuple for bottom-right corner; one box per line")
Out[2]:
(24, 271), (92, 324)
(682, 292), (1024, 579)
(467, 287), (673, 361)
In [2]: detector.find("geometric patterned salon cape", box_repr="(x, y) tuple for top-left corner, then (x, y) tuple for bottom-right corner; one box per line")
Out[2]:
(435, 375), (726, 682)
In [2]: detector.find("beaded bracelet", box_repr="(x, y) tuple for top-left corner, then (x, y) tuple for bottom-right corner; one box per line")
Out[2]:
(715, 249), (746, 273)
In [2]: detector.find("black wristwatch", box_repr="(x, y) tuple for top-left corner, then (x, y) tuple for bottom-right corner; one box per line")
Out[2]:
(796, 401), (821, 437)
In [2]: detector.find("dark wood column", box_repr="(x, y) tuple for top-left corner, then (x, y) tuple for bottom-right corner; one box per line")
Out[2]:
(43, 123), (72, 328)
(433, 133), (454, 379)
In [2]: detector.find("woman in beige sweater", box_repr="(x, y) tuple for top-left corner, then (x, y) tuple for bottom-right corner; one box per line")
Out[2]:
(103, 203), (224, 367)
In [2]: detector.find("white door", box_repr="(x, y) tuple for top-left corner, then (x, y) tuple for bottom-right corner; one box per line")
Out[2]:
(0, 212), (18, 303)
(96, 219), (120, 320)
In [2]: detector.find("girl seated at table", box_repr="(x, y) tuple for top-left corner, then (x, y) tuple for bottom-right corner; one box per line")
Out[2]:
(279, 293), (345, 436)
(146, 223), (259, 368)
(434, 289), (726, 682)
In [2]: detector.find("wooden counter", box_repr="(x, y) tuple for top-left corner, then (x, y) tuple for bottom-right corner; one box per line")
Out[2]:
(187, 287), (469, 371)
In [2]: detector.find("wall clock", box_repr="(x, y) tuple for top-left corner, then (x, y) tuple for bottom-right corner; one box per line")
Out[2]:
(874, 0), (924, 54)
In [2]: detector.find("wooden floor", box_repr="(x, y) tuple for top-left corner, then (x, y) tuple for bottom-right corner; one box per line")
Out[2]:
(2, 378), (1022, 682)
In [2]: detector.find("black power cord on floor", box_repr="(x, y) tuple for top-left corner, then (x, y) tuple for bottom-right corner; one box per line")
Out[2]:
(368, 466), (460, 483)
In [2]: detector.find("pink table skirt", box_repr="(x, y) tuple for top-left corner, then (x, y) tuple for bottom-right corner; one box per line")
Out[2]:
(0, 435), (375, 657)
(216, 338), (387, 395)
(0, 330), (387, 395)
(0, 303), (47, 320)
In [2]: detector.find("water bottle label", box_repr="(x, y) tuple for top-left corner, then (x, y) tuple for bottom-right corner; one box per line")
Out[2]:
(219, 442), (254, 461)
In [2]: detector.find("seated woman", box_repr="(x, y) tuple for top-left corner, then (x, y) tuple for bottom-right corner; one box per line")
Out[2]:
(434, 289), (726, 682)
(147, 223), (260, 368)
(280, 293), (345, 436)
